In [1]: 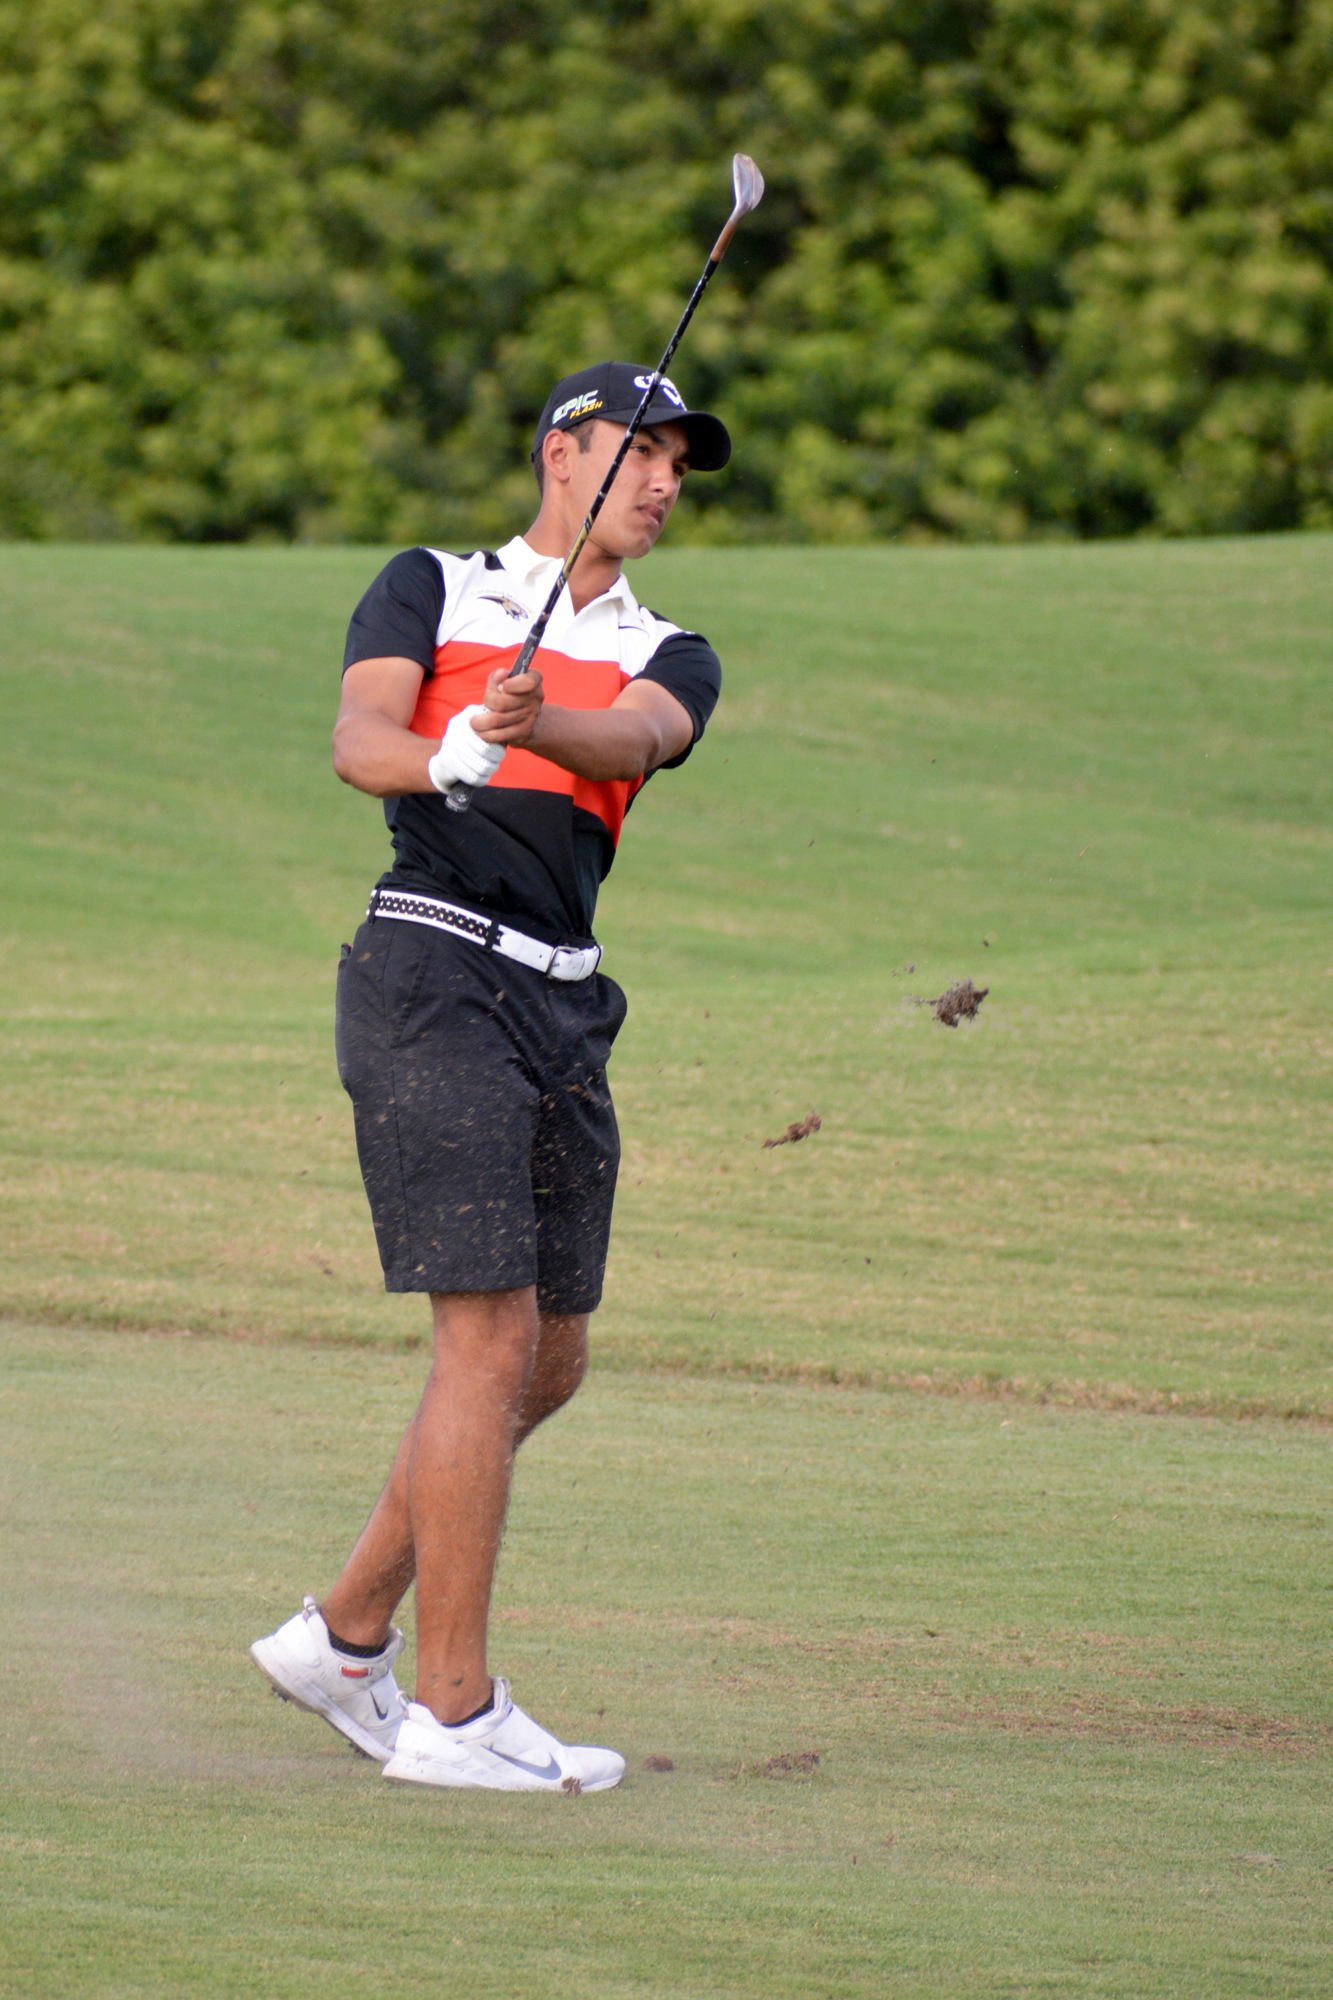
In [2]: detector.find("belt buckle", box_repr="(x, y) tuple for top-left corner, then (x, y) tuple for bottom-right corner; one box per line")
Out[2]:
(549, 943), (600, 982)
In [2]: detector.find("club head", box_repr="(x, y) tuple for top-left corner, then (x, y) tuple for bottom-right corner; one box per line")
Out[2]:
(731, 153), (765, 217)
(707, 154), (766, 263)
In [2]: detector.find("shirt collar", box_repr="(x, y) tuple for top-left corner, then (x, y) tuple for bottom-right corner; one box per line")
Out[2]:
(496, 535), (638, 614)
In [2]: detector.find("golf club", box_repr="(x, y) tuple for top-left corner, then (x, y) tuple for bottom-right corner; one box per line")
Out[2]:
(445, 151), (765, 813)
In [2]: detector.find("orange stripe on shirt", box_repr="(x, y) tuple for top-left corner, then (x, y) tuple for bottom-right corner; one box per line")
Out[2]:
(411, 639), (645, 844)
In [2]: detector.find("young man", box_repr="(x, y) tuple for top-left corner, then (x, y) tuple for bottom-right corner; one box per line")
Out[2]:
(250, 363), (727, 1794)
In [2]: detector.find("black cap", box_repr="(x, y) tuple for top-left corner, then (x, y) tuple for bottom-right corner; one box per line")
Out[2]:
(531, 361), (731, 472)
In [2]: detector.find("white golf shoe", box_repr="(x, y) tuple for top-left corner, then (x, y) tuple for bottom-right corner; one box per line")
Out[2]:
(382, 1678), (624, 1793)
(250, 1596), (407, 1762)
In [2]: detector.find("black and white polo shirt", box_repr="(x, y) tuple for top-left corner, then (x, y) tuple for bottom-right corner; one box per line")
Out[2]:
(343, 536), (721, 942)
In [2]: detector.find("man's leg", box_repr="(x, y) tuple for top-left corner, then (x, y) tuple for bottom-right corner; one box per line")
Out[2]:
(318, 1293), (588, 1718)
(517, 1307), (589, 1447)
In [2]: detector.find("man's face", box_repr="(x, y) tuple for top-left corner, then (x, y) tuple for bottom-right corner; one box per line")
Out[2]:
(557, 419), (691, 558)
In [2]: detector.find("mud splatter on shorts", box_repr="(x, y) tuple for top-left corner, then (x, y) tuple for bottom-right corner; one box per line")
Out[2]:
(336, 916), (626, 1311)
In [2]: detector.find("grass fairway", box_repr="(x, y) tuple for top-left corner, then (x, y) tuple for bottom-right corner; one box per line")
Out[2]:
(3, 1324), (1330, 1999)
(0, 536), (1330, 1993)
(1, 536), (1330, 1409)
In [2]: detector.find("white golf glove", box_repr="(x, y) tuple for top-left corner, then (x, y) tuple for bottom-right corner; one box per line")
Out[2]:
(427, 705), (505, 795)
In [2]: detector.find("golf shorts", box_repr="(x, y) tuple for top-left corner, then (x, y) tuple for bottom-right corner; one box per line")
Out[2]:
(335, 915), (626, 1312)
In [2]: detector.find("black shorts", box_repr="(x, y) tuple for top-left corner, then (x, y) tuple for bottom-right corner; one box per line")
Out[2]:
(335, 916), (626, 1312)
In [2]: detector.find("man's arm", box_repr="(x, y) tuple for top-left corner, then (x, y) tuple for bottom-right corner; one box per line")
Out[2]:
(473, 669), (694, 781)
(333, 657), (694, 798)
(332, 658), (434, 797)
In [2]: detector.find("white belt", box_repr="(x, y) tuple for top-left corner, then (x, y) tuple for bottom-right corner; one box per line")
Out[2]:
(368, 889), (602, 983)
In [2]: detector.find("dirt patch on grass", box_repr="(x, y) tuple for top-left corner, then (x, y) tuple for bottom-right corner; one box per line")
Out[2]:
(731, 1750), (821, 1779)
(25, 1599), (361, 1785)
(483, 1606), (1331, 1764)
(966, 1696), (1332, 1755)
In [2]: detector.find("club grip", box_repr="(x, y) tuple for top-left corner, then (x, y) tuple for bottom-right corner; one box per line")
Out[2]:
(445, 784), (473, 814)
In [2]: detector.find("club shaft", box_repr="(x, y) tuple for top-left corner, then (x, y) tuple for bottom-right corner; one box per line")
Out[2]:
(446, 187), (751, 814)
(507, 255), (720, 681)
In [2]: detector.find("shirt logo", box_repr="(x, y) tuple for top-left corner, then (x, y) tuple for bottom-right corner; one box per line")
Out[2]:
(634, 373), (686, 410)
(478, 592), (531, 622)
(553, 390), (604, 425)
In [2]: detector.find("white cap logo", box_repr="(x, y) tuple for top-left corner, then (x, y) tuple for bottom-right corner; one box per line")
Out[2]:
(634, 373), (686, 410)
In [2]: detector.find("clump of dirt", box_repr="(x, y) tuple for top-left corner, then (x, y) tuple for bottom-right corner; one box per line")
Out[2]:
(762, 1113), (822, 1149)
(908, 979), (989, 1026)
(560, 1774), (583, 1796)
(642, 1754), (675, 1772)
(935, 979), (987, 1026)
(756, 1751), (820, 1777)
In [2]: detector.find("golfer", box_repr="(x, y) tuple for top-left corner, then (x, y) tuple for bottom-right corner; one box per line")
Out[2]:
(251, 363), (727, 1792)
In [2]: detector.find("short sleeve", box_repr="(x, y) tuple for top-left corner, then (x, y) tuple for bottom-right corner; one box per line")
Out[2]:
(637, 630), (722, 767)
(343, 548), (445, 675)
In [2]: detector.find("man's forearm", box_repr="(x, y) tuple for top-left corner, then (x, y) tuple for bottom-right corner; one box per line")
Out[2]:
(334, 696), (676, 796)
(503, 704), (665, 782)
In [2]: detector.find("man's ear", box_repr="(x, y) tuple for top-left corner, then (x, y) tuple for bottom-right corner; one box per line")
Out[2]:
(542, 429), (574, 488)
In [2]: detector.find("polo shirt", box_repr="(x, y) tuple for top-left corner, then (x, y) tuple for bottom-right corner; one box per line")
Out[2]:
(343, 537), (721, 942)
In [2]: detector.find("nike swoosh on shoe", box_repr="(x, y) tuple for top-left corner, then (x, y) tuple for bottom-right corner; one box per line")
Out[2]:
(492, 1751), (562, 1782)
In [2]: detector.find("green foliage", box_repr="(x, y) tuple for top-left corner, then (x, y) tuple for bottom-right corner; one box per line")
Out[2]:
(2, 0), (1332, 542)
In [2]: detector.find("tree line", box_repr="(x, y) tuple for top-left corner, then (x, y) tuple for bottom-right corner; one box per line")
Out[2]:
(1, 0), (1330, 544)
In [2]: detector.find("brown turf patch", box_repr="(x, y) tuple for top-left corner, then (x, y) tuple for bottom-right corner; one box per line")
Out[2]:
(731, 1750), (821, 1778)
(955, 1696), (1330, 1753)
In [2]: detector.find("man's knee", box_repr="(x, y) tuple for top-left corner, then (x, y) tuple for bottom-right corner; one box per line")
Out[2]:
(562, 1337), (589, 1401)
(430, 1288), (541, 1395)
(543, 1309), (588, 1374)
(523, 1313), (588, 1428)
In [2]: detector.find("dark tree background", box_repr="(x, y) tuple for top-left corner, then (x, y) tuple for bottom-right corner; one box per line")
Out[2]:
(2, 0), (1331, 543)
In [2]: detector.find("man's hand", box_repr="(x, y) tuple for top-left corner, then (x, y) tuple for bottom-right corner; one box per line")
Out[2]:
(426, 705), (506, 795)
(473, 666), (545, 746)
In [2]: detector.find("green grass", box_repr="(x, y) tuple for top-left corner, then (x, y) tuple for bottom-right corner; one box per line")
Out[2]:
(0, 536), (1330, 1994)
(3, 1323), (1330, 1999)
(1, 537), (1330, 1410)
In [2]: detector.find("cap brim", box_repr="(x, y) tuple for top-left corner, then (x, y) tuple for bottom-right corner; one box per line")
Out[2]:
(602, 400), (731, 472)
(534, 398), (733, 472)
(676, 410), (731, 472)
